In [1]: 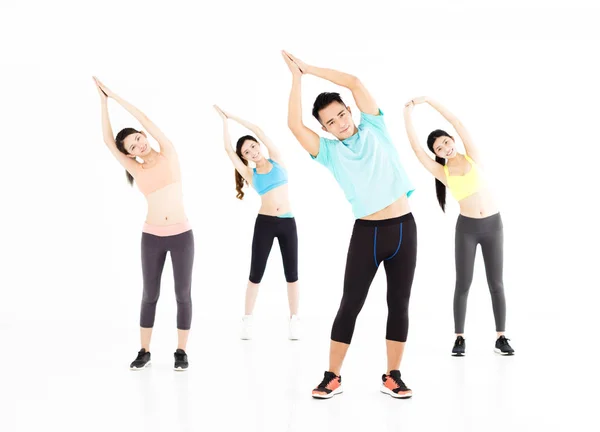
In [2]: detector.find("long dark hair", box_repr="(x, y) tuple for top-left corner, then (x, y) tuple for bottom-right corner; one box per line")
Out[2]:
(235, 135), (255, 200)
(115, 128), (139, 186)
(427, 129), (453, 212)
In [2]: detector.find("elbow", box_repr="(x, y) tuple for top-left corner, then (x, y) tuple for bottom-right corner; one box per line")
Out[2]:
(287, 119), (301, 132)
(347, 75), (361, 89)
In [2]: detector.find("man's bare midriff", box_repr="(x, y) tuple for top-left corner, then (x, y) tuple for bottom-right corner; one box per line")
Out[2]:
(257, 184), (292, 216)
(144, 181), (188, 225)
(360, 195), (411, 220)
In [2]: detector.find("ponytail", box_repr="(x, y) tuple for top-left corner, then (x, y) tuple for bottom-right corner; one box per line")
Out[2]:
(434, 156), (446, 212)
(235, 163), (249, 200)
(115, 127), (140, 187)
(427, 129), (453, 213)
(235, 135), (256, 200)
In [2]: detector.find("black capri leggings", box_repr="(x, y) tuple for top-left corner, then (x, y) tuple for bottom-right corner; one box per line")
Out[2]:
(249, 215), (298, 284)
(140, 230), (194, 330)
(331, 213), (417, 344)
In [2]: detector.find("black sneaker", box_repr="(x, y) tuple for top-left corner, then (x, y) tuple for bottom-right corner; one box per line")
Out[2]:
(452, 336), (466, 356)
(174, 349), (189, 371)
(130, 348), (151, 370)
(494, 336), (515, 355)
(311, 371), (343, 399)
(381, 370), (412, 399)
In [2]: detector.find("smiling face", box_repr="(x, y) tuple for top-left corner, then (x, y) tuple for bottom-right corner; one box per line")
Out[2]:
(239, 138), (263, 163)
(122, 132), (152, 158)
(318, 101), (356, 141)
(431, 135), (457, 159)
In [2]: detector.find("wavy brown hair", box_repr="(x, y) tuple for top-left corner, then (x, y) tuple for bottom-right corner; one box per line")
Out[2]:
(235, 135), (256, 200)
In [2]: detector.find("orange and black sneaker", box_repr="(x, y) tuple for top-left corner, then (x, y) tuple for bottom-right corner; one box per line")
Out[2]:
(312, 371), (343, 399)
(381, 370), (412, 399)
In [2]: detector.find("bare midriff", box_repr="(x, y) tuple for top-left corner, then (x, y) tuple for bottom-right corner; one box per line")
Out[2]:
(257, 184), (292, 216)
(360, 195), (411, 221)
(144, 181), (188, 226)
(457, 188), (499, 218)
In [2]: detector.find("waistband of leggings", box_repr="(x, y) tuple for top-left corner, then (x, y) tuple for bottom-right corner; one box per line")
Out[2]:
(142, 220), (192, 237)
(355, 212), (414, 227)
(256, 213), (295, 223)
(456, 212), (502, 233)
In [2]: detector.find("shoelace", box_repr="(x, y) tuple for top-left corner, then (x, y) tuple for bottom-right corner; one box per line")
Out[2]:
(317, 374), (336, 389)
(498, 337), (511, 346)
(175, 352), (186, 361)
(389, 374), (407, 390)
(135, 351), (146, 361)
(456, 338), (464, 346)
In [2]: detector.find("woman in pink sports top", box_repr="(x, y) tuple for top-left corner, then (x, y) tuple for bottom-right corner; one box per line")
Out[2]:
(93, 77), (194, 371)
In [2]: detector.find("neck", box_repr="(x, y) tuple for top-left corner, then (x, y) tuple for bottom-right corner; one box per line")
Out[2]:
(140, 149), (158, 164)
(446, 154), (462, 166)
(255, 158), (268, 168)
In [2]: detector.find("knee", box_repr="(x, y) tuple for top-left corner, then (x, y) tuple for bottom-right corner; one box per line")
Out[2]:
(488, 281), (504, 294)
(175, 289), (192, 304)
(285, 273), (298, 283)
(142, 289), (160, 304)
(337, 300), (362, 322)
(249, 274), (262, 284)
(454, 282), (472, 296)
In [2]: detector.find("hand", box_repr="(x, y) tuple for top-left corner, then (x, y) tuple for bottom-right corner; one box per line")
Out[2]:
(281, 50), (303, 77)
(283, 51), (308, 74)
(412, 96), (428, 105)
(213, 105), (228, 120)
(93, 76), (116, 99)
(93, 77), (108, 101)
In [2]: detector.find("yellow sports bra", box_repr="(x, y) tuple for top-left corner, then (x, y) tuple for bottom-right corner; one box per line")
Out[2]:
(444, 154), (484, 201)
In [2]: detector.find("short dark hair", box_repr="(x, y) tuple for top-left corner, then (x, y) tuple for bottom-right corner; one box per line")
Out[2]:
(312, 92), (346, 123)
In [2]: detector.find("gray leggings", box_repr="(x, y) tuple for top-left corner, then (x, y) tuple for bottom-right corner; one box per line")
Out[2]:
(454, 213), (506, 334)
(140, 230), (194, 330)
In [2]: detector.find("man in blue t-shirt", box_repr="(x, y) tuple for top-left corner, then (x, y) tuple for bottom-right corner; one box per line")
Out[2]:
(283, 50), (417, 400)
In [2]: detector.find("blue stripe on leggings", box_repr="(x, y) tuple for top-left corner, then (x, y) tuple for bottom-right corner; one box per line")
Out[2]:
(385, 223), (403, 261)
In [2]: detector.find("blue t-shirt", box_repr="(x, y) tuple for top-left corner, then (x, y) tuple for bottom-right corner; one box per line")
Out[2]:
(311, 109), (414, 219)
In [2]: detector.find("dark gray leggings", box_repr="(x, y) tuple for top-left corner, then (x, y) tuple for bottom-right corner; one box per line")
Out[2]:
(140, 230), (194, 330)
(454, 213), (506, 334)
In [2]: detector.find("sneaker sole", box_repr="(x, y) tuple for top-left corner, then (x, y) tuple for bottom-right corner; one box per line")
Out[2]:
(380, 385), (412, 399)
(312, 387), (343, 399)
(130, 361), (151, 370)
(174, 366), (189, 371)
(452, 352), (465, 356)
(494, 348), (514, 355)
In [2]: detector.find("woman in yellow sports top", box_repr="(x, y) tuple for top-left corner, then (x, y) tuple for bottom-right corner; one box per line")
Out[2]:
(403, 97), (514, 357)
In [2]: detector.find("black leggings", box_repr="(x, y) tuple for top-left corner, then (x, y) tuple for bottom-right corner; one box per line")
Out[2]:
(140, 230), (194, 330)
(249, 215), (298, 284)
(454, 213), (506, 333)
(331, 213), (417, 344)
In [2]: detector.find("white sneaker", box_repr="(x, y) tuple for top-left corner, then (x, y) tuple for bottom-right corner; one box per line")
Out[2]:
(240, 315), (253, 340)
(288, 315), (300, 340)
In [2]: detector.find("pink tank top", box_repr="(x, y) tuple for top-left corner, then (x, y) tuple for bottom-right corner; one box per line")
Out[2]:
(134, 153), (180, 196)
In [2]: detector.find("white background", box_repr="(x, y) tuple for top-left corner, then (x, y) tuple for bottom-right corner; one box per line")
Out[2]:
(1, 1), (598, 431)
